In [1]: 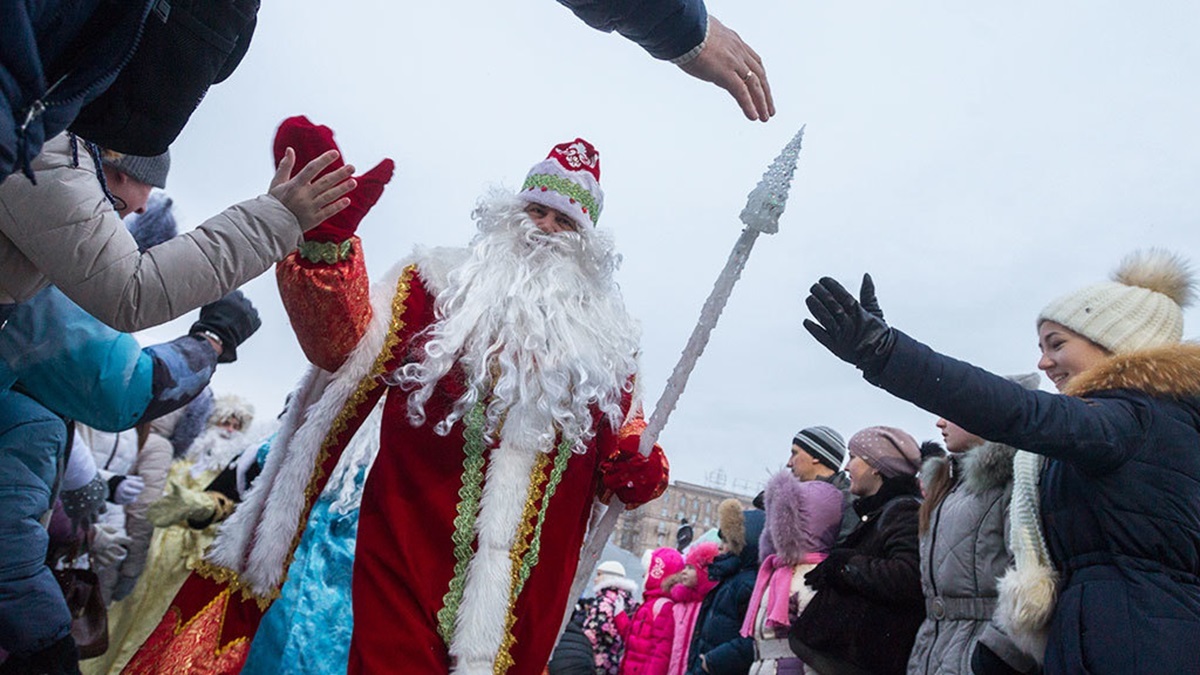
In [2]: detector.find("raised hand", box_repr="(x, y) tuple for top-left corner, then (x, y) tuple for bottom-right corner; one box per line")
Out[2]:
(190, 290), (261, 363)
(803, 276), (896, 376)
(269, 147), (356, 232)
(273, 116), (394, 242)
(677, 16), (775, 122)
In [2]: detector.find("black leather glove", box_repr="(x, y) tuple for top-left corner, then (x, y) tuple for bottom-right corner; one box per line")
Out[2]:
(819, 548), (857, 590)
(858, 273), (885, 320)
(803, 274), (895, 377)
(190, 290), (261, 363)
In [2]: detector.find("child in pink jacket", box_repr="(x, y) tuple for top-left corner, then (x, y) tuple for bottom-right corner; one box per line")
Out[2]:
(618, 548), (686, 675)
(666, 542), (721, 675)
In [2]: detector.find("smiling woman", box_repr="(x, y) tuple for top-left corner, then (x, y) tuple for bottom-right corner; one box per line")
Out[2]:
(800, 249), (1200, 674)
(1035, 322), (1110, 391)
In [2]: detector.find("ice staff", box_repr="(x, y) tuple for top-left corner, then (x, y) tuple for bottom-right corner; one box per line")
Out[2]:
(560, 126), (807, 636)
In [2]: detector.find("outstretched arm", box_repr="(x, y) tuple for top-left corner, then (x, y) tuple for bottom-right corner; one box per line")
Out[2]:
(271, 116), (395, 372)
(803, 275), (1142, 474)
(1, 286), (259, 431)
(556, 0), (773, 121)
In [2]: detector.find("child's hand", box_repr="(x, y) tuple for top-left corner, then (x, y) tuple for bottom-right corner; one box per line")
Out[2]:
(269, 147), (357, 232)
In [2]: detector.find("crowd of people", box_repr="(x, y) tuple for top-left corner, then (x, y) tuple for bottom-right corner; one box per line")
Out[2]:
(548, 243), (1200, 675)
(2, 1), (1199, 675)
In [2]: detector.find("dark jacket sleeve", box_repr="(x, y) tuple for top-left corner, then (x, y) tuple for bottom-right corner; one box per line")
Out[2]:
(834, 499), (923, 605)
(702, 635), (755, 674)
(867, 330), (1142, 474)
(555, 0), (707, 60)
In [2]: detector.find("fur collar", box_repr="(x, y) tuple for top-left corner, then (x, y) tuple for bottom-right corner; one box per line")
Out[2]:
(921, 441), (1015, 506)
(593, 576), (638, 595)
(959, 441), (1016, 495)
(1063, 342), (1200, 399)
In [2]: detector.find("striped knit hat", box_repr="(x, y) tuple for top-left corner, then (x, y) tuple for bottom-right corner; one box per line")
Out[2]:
(518, 138), (603, 229)
(792, 426), (847, 472)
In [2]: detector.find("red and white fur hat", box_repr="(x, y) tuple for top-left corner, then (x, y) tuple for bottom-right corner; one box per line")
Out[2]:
(518, 138), (603, 229)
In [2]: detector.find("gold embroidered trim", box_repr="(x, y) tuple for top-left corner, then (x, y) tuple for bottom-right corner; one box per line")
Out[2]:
(199, 265), (416, 607)
(494, 444), (573, 674)
(122, 588), (250, 674)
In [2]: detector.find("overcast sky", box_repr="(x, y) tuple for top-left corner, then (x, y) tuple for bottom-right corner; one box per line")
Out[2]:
(137, 0), (1200, 495)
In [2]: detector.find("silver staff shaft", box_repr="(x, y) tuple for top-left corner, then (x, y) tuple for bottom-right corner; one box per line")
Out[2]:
(557, 126), (806, 641)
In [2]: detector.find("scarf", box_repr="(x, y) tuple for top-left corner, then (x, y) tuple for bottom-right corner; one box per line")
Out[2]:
(740, 552), (827, 637)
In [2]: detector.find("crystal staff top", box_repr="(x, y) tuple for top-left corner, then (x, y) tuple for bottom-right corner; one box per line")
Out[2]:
(739, 126), (805, 234)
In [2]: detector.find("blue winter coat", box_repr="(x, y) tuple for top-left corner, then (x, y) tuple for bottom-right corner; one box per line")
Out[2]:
(556, 0), (707, 61)
(867, 332), (1200, 674)
(687, 509), (765, 675)
(0, 286), (217, 430)
(0, 0), (154, 180)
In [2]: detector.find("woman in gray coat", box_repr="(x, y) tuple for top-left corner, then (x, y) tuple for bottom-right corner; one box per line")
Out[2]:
(906, 378), (1038, 675)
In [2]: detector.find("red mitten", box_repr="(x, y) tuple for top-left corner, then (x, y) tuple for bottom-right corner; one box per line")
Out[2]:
(273, 115), (395, 243)
(599, 434), (669, 508)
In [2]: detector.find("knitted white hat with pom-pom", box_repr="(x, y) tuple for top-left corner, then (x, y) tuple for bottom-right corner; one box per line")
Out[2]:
(1039, 249), (1196, 354)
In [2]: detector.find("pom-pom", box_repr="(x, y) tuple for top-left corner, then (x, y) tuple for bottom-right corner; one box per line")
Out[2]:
(1113, 248), (1196, 308)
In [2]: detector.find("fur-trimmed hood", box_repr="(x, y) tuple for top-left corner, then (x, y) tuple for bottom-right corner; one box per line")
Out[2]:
(960, 441), (1016, 494)
(593, 575), (638, 595)
(758, 471), (843, 564)
(717, 499), (747, 555)
(1063, 342), (1200, 400)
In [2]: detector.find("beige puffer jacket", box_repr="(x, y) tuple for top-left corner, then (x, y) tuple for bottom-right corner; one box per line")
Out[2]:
(0, 133), (302, 331)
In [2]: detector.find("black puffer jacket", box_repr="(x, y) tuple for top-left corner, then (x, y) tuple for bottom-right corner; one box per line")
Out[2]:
(686, 509), (765, 675)
(548, 607), (596, 675)
(1, 0), (152, 179)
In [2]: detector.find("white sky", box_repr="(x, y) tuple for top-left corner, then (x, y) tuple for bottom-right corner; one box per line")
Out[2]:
(137, 0), (1200, 495)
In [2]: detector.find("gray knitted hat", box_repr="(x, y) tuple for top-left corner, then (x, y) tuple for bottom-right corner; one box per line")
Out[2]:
(103, 149), (171, 189)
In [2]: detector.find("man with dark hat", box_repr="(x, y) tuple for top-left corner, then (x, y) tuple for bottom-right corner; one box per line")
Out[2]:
(786, 425), (857, 542)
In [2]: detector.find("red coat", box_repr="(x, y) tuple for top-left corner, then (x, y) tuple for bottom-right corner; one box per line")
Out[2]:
(123, 243), (668, 675)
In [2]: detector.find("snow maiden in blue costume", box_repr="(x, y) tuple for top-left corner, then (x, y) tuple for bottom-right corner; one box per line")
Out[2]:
(240, 401), (384, 675)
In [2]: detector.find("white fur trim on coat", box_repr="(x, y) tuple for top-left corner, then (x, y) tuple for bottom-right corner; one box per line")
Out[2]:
(448, 440), (539, 673)
(205, 258), (414, 598)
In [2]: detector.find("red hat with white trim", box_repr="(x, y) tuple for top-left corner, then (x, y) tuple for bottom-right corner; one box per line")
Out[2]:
(518, 138), (603, 229)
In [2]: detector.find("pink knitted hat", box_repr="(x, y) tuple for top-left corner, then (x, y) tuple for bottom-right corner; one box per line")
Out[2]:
(848, 426), (921, 479)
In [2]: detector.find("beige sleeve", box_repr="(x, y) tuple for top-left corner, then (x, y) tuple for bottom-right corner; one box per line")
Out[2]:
(0, 159), (301, 331)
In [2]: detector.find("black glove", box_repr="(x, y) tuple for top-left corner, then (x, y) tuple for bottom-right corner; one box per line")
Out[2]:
(803, 557), (835, 590)
(190, 290), (261, 363)
(803, 274), (895, 377)
(858, 273), (885, 320)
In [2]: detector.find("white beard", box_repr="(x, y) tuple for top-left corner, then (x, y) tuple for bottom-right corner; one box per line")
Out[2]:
(186, 427), (249, 478)
(391, 190), (641, 454)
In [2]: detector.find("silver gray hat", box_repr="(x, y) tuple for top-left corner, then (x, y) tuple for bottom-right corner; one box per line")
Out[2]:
(103, 149), (171, 189)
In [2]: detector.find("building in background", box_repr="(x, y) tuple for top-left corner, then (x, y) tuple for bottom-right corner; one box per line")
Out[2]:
(613, 480), (755, 557)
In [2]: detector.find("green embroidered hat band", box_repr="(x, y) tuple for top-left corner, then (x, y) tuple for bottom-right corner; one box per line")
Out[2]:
(517, 138), (603, 227)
